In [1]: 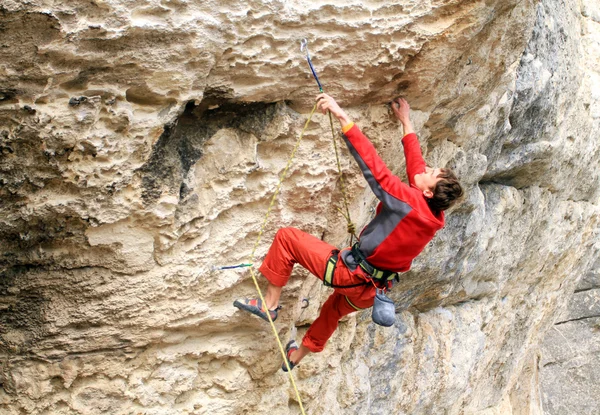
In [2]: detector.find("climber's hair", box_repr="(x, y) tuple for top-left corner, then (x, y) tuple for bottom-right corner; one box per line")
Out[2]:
(428, 168), (464, 213)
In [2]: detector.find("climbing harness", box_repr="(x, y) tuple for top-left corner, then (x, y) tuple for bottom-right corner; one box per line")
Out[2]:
(321, 244), (398, 327)
(350, 243), (398, 285)
(322, 251), (339, 287)
(347, 244), (398, 326)
(322, 245), (398, 289)
(322, 250), (372, 289)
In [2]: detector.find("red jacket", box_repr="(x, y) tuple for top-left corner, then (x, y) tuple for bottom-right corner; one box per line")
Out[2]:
(340, 124), (444, 273)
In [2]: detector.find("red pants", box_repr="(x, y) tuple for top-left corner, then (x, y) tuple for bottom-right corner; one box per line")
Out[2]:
(259, 227), (376, 353)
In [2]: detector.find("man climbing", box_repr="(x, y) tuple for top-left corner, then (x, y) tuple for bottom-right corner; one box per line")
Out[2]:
(234, 93), (463, 371)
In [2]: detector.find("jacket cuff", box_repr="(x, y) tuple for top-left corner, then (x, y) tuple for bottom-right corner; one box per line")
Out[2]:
(342, 121), (355, 134)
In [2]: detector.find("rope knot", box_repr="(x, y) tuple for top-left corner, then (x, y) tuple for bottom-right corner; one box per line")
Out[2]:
(347, 222), (356, 235)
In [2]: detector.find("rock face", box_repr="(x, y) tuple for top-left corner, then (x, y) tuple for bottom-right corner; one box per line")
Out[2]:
(0, 0), (599, 414)
(539, 262), (600, 415)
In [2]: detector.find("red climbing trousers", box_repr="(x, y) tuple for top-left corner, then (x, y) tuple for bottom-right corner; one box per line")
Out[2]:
(258, 227), (376, 353)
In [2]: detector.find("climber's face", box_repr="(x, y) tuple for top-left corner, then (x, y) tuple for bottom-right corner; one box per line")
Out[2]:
(414, 167), (442, 199)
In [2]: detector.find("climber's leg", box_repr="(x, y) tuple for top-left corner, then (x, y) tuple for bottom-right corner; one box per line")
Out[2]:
(258, 227), (336, 306)
(235, 227), (335, 318)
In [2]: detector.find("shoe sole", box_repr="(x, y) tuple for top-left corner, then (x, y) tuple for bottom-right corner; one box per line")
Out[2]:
(281, 340), (299, 372)
(233, 300), (275, 322)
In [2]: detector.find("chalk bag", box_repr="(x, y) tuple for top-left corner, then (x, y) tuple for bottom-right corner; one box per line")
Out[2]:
(372, 288), (395, 327)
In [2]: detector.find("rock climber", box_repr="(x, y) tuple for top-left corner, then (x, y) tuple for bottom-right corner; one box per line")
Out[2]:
(234, 93), (464, 371)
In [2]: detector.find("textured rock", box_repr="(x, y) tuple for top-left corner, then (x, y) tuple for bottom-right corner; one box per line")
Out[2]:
(0, 0), (599, 414)
(539, 262), (600, 415)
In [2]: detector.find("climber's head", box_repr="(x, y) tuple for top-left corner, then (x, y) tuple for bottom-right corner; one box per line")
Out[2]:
(414, 167), (463, 212)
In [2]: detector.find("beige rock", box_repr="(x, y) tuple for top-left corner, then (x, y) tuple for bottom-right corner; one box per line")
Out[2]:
(0, 0), (599, 414)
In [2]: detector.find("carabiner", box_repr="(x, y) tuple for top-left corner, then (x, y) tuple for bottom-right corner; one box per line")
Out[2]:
(300, 38), (309, 56)
(300, 39), (323, 92)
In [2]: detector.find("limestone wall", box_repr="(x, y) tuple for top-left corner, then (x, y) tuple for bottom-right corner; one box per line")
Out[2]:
(539, 261), (600, 414)
(0, 0), (599, 414)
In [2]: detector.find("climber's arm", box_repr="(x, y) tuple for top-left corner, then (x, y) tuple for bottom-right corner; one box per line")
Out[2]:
(316, 94), (421, 209)
(392, 98), (426, 187)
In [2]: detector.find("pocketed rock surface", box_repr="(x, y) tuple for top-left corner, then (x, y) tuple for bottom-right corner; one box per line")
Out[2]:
(0, 0), (599, 414)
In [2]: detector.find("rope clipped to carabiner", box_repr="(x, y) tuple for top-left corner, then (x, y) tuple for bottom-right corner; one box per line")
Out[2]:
(301, 39), (358, 244)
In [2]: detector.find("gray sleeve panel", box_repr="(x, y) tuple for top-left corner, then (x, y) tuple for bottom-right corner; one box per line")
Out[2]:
(342, 133), (413, 258)
(340, 249), (359, 271)
(340, 203), (412, 268)
(343, 133), (409, 213)
(359, 203), (411, 257)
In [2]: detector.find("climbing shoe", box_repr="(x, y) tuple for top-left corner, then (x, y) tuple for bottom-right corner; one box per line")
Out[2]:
(233, 298), (280, 322)
(281, 340), (299, 372)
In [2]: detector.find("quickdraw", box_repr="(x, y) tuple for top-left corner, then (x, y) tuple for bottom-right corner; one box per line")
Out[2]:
(211, 263), (253, 271)
(300, 39), (324, 92)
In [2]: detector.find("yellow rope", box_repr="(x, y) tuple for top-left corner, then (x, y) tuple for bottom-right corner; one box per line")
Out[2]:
(327, 112), (358, 243)
(244, 102), (357, 414)
(246, 103), (318, 415)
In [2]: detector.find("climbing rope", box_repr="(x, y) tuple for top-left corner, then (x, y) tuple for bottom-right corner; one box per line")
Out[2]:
(245, 103), (318, 415)
(241, 40), (358, 414)
(327, 111), (358, 243)
(301, 38), (357, 243)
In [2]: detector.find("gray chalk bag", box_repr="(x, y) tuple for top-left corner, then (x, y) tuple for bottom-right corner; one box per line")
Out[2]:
(372, 288), (395, 327)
